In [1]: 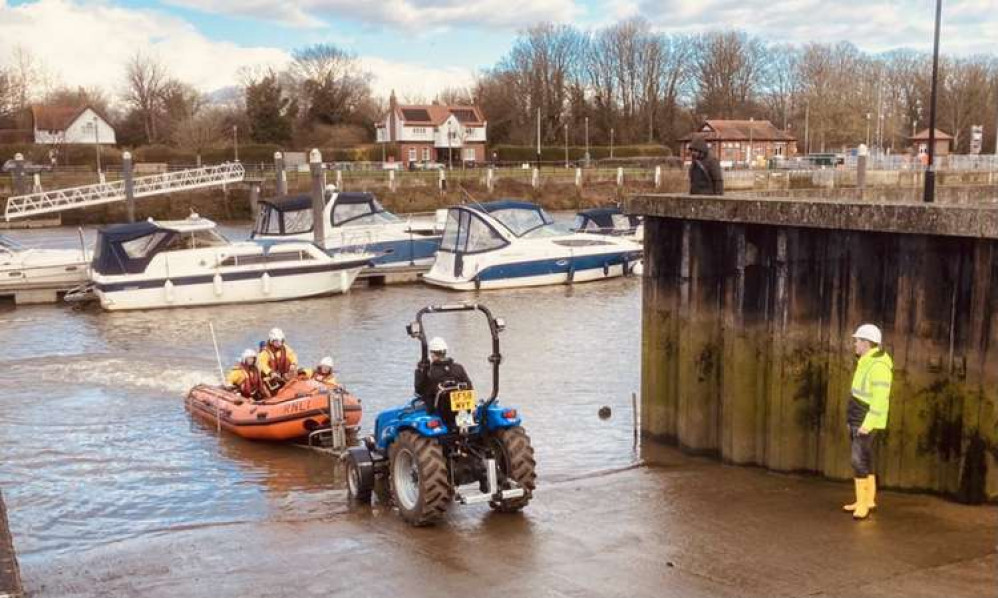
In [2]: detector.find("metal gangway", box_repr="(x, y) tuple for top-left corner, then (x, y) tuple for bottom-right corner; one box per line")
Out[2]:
(4, 162), (245, 221)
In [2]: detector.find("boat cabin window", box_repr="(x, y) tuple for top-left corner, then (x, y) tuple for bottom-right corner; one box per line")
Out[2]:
(439, 210), (461, 251)
(282, 209), (313, 234)
(121, 232), (170, 258)
(464, 214), (506, 252)
(490, 207), (554, 237)
(332, 197), (400, 227)
(219, 249), (315, 267)
(160, 229), (229, 252)
(611, 214), (632, 230)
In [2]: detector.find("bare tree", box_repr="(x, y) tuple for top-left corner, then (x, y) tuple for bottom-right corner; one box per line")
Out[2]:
(123, 52), (169, 143)
(692, 31), (769, 119)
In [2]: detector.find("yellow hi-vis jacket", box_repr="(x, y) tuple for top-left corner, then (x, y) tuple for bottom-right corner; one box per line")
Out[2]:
(851, 347), (893, 430)
(258, 344), (298, 377)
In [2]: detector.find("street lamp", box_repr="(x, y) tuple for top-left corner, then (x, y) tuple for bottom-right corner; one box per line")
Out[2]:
(924, 0), (942, 203)
(93, 116), (102, 175)
(564, 123), (569, 168)
(584, 116), (590, 167)
(233, 125), (239, 162)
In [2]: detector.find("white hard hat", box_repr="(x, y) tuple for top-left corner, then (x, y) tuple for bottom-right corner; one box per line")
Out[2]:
(319, 356), (334, 369)
(428, 337), (448, 353)
(241, 348), (256, 362)
(852, 324), (882, 345)
(269, 327), (285, 342)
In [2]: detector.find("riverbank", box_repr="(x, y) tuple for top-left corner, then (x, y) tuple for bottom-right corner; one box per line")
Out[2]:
(18, 447), (997, 597)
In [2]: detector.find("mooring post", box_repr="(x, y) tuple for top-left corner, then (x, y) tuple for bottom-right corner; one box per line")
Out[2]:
(31, 173), (41, 193)
(616, 167), (624, 188)
(575, 167), (582, 190)
(249, 183), (260, 218)
(532, 167), (539, 189)
(389, 168), (396, 192)
(123, 150), (136, 223)
(310, 149), (326, 246)
(12, 153), (25, 196)
(274, 151), (287, 196)
(439, 168), (447, 191)
(487, 167), (494, 193)
(335, 169), (343, 191)
(654, 165), (662, 189)
(857, 143), (868, 194)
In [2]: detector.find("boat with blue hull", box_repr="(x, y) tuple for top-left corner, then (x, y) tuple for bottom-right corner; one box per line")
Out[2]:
(423, 200), (643, 291)
(251, 190), (441, 271)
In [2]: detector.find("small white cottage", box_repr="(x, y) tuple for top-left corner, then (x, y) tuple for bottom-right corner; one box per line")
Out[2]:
(31, 105), (117, 145)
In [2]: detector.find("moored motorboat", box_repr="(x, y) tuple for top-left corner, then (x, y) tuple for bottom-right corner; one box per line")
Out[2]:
(0, 233), (90, 297)
(90, 215), (372, 311)
(572, 206), (644, 241)
(423, 200), (643, 290)
(185, 379), (362, 442)
(251, 190), (441, 271)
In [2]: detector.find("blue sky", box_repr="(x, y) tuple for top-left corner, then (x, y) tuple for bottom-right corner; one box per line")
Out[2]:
(0, 0), (994, 100)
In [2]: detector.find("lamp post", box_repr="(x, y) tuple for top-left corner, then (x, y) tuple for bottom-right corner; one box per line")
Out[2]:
(924, 0), (942, 203)
(93, 116), (102, 175)
(564, 123), (569, 168)
(584, 116), (590, 167)
(233, 125), (239, 162)
(535, 107), (541, 170)
(610, 127), (614, 159)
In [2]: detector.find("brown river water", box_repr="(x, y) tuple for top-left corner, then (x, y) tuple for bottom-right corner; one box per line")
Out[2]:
(0, 223), (640, 567)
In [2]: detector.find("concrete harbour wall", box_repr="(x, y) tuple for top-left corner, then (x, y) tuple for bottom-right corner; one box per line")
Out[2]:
(629, 194), (998, 503)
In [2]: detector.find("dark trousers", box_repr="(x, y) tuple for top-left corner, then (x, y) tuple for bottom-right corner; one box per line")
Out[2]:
(849, 426), (876, 477)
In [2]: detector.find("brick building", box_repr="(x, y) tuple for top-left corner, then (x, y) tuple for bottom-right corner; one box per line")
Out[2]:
(680, 120), (796, 165)
(375, 91), (487, 166)
(910, 128), (953, 157)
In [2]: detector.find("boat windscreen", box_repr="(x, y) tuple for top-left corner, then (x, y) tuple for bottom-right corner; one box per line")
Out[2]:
(282, 209), (314, 234)
(489, 207), (554, 237)
(0, 235), (24, 251)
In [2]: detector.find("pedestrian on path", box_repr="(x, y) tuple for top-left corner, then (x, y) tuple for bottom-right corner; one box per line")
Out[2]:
(688, 135), (724, 196)
(844, 324), (893, 520)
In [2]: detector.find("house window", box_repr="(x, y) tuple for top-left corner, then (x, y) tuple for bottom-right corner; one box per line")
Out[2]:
(775, 145), (783, 156)
(463, 148), (476, 161)
(422, 148), (431, 161)
(408, 148), (417, 162)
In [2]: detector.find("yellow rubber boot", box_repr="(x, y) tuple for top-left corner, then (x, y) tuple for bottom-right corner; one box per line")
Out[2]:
(843, 478), (863, 512)
(866, 475), (877, 511)
(853, 478), (871, 519)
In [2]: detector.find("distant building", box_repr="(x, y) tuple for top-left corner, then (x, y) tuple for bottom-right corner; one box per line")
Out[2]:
(30, 105), (117, 145)
(910, 128), (953, 157)
(680, 120), (796, 164)
(375, 91), (487, 166)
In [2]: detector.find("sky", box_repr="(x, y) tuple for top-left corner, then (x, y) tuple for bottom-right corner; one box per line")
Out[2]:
(0, 0), (994, 102)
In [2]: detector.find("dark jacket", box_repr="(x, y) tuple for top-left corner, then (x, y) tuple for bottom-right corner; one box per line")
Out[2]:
(688, 137), (724, 196)
(414, 358), (473, 407)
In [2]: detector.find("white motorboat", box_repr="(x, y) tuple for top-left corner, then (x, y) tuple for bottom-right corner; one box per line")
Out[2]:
(0, 233), (90, 296)
(572, 207), (644, 242)
(423, 200), (643, 291)
(251, 190), (441, 271)
(90, 216), (371, 311)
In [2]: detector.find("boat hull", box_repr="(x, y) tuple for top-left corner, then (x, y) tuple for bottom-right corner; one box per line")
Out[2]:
(185, 380), (362, 442)
(424, 251), (642, 291)
(95, 262), (363, 311)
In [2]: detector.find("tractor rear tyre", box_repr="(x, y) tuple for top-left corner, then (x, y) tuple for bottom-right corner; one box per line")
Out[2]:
(490, 426), (537, 513)
(389, 430), (453, 526)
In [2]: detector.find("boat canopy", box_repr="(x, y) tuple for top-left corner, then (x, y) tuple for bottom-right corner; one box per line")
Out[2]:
(93, 219), (226, 276)
(573, 207), (641, 233)
(253, 191), (399, 237)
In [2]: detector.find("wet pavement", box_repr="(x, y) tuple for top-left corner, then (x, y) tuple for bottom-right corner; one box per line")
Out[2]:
(19, 447), (998, 598)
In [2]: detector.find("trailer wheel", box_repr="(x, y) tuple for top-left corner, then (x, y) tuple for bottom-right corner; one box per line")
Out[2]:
(345, 450), (373, 503)
(489, 426), (537, 513)
(389, 430), (452, 526)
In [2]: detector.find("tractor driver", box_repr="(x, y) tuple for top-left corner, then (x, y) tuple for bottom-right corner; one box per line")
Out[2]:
(414, 337), (473, 412)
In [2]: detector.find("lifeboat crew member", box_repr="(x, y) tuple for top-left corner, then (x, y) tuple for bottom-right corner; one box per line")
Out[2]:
(226, 349), (271, 401)
(311, 356), (338, 385)
(258, 327), (299, 391)
(414, 337), (473, 411)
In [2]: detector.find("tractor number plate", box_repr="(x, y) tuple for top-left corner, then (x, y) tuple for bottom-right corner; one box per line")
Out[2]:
(450, 390), (476, 412)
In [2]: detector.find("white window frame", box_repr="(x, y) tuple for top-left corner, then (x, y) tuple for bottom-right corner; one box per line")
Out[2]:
(422, 147), (431, 161)
(408, 148), (417, 162)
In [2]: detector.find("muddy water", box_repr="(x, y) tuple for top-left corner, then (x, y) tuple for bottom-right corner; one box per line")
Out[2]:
(0, 225), (640, 566)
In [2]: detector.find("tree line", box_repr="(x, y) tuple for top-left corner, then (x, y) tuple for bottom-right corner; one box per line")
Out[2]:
(1, 18), (996, 157)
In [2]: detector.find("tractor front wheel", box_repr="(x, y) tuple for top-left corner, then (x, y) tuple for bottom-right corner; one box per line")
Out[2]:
(389, 431), (452, 526)
(489, 426), (537, 513)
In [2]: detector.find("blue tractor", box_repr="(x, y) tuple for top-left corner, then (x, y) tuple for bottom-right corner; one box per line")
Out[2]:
(344, 303), (536, 526)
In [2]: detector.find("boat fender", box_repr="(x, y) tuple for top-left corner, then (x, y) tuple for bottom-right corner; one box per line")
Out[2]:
(261, 272), (271, 295)
(623, 256), (629, 276)
(567, 262), (575, 284)
(603, 262), (610, 276)
(164, 279), (175, 303)
(213, 273), (223, 296)
(474, 276), (481, 291)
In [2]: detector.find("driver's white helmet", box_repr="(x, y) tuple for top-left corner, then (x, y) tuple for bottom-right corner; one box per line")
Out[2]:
(241, 348), (256, 364)
(319, 356), (334, 370)
(268, 327), (285, 343)
(428, 337), (448, 353)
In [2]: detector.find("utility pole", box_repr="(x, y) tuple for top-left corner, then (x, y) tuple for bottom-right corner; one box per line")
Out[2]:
(924, 0), (942, 203)
(564, 123), (569, 168)
(804, 101), (810, 155)
(93, 116), (102, 175)
(610, 127), (614, 159)
(584, 116), (590, 167)
(536, 107), (541, 170)
(233, 125), (239, 162)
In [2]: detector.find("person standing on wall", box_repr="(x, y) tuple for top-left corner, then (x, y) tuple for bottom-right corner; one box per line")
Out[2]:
(844, 324), (893, 520)
(688, 135), (724, 196)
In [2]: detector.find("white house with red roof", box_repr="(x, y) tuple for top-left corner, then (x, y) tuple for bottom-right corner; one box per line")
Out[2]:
(31, 105), (117, 145)
(376, 91), (487, 166)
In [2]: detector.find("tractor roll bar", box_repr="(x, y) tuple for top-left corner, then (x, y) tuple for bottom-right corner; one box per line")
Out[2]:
(408, 303), (504, 408)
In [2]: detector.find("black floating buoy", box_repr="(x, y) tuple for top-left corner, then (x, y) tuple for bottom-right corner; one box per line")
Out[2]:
(598, 406), (612, 419)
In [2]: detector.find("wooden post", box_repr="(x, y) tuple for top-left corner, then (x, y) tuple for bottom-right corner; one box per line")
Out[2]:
(249, 184), (260, 218)
(439, 168), (447, 191)
(335, 169), (343, 191)
(575, 167), (582, 190)
(11, 153), (25, 196)
(532, 167), (539, 189)
(310, 149), (326, 246)
(389, 168), (396, 192)
(274, 151), (287, 196)
(654, 165), (662, 189)
(616, 167), (624, 188)
(487, 167), (494, 192)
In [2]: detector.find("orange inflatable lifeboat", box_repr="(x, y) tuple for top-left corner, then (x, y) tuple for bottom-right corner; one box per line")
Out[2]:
(185, 379), (362, 441)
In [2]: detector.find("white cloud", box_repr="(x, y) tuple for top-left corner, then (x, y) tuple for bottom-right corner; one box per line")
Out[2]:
(165, 0), (580, 30)
(0, 0), (475, 103)
(599, 0), (997, 55)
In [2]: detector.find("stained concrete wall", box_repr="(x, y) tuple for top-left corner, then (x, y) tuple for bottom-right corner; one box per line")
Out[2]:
(630, 194), (998, 503)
